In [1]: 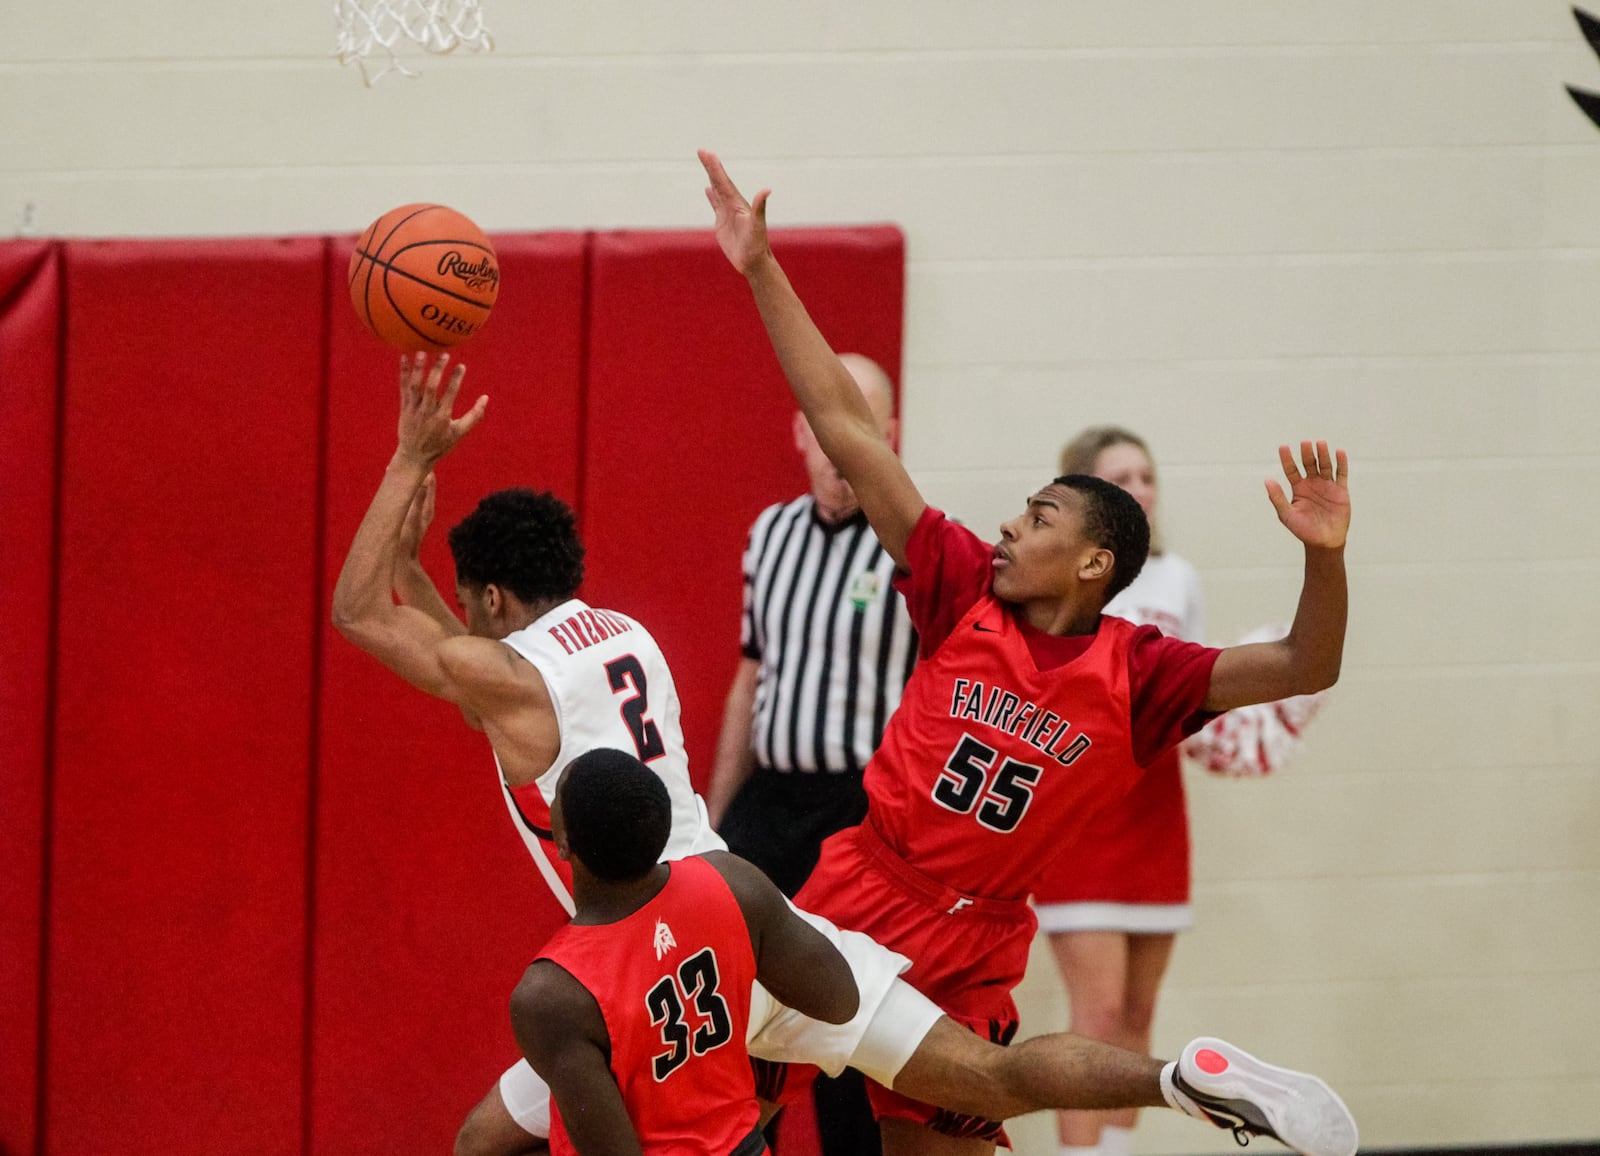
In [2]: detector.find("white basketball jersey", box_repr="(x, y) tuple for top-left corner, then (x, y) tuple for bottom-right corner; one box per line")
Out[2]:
(1104, 552), (1204, 643)
(495, 598), (724, 914)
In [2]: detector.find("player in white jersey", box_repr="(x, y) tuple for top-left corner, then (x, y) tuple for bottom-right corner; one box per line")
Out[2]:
(333, 353), (1359, 1156)
(492, 599), (720, 913)
(333, 354), (931, 1155)
(331, 352), (908, 1154)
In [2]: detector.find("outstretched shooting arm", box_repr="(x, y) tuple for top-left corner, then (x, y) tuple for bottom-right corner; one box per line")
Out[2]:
(331, 352), (489, 703)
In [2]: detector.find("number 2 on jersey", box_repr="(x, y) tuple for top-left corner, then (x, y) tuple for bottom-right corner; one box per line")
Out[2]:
(605, 655), (666, 762)
(645, 948), (733, 1081)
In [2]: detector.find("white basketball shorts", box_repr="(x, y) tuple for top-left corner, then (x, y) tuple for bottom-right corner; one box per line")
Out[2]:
(496, 904), (943, 1136)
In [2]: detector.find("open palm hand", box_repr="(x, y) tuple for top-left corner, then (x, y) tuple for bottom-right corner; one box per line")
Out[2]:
(1266, 441), (1350, 549)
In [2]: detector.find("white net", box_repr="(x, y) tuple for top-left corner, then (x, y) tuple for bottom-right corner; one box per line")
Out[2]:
(333, 0), (494, 85)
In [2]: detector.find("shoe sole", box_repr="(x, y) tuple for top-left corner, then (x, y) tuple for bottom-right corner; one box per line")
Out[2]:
(1182, 1037), (1359, 1156)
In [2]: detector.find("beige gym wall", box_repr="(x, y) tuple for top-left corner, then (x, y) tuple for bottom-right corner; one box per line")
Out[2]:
(4, 3), (1598, 1150)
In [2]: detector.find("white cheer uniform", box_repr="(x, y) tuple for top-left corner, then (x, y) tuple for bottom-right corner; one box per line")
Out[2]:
(1032, 554), (1204, 933)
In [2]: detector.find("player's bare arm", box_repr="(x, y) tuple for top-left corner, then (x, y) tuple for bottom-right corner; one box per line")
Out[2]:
(388, 473), (494, 730)
(700, 149), (925, 568)
(511, 963), (645, 1156)
(436, 636), (564, 785)
(1205, 441), (1350, 712)
(393, 471), (468, 637)
(703, 850), (859, 1026)
(331, 352), (488, 703)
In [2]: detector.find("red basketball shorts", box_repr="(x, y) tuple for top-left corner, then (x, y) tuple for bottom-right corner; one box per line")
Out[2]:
(789, 823), (1036, 1140)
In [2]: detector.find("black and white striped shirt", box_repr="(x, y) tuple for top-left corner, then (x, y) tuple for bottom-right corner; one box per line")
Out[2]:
(741, 496), (918, 775)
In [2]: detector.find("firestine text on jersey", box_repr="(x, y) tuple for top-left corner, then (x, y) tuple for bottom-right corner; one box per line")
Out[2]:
(547, 607), (635, 655)
(948, 678), (1093, 766)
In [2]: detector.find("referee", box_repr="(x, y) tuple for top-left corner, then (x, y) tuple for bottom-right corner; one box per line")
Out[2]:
(708, 353), (916, 893)
(707, 353), (915, 1156)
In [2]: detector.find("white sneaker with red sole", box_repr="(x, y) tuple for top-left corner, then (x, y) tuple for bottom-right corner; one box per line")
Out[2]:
(1161, 1036), (1358, 1156)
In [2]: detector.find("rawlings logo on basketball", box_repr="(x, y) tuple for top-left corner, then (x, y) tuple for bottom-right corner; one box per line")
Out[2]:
(437, 251), (500, 293)
(350, 203), (499, 351)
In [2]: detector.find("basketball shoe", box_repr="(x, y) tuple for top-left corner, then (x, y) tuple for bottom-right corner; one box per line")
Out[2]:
(1160, 1037), (1358, 1156)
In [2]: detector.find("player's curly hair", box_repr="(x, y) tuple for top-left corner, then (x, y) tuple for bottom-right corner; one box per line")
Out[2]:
(559, 748), (672, 881)
(447, 488), (585, 605)
(1052, 475), (1150, 603)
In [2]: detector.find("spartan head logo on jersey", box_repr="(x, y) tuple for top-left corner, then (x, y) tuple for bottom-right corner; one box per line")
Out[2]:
(653, 919), (677, 961)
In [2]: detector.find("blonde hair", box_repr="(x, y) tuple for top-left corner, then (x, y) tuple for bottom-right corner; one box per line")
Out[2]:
(1057, 425), (1163, 555)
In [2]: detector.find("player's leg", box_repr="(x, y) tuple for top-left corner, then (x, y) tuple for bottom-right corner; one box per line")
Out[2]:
(840, 979), (1157, 1152)
(454, 1090), (545, 1156)
(753, 894), (1356, 1155)
(891, 1015), (1167, 1122)
(885, 1010), (1358, 1156)
(778, 840), (1157, 1147)
(454, 1063), (551, 1156)
(1046, 928), (1130, 1151)
(1103, 932), (1177, 1136)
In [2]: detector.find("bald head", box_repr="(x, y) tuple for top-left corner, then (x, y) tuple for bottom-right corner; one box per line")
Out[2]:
(794, 353), (899, 522)
(837, 353), (896, 431)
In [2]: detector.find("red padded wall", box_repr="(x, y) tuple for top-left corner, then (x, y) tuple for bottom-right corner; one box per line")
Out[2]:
(0, 241), (59, 1156)
(311, 232), (587, 1154)
(582, 228), (905, 783)
(45, 239), (325, 1156)
(15, 225), (902, 1156)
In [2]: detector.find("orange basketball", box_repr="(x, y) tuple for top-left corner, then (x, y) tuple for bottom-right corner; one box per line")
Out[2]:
(348, 204), (500, 352)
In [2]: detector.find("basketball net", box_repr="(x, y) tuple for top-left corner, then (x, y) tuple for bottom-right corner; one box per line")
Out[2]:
(333, 0), (493, 85)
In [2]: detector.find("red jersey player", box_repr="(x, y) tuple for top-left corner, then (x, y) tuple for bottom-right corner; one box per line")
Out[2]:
(332, 351), (1356, 1156)
(513, 747), (857, 1156)
(701, 149), (1352, 1152)
(515, 748), (1357, 1156)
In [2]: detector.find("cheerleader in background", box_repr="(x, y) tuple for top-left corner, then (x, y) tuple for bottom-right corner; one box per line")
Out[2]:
(1034, 426), (1325, 1156)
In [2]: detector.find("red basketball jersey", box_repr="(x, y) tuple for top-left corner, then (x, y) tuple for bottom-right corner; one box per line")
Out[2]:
(862, 593), (1145, 902)
(539, 857), (760, 1156)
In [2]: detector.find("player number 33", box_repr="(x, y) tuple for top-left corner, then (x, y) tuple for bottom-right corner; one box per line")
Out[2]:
(645, 948), (733, 1081)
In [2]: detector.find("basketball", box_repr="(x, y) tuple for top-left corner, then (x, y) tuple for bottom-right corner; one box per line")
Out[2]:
(348, 203), (500, 351)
